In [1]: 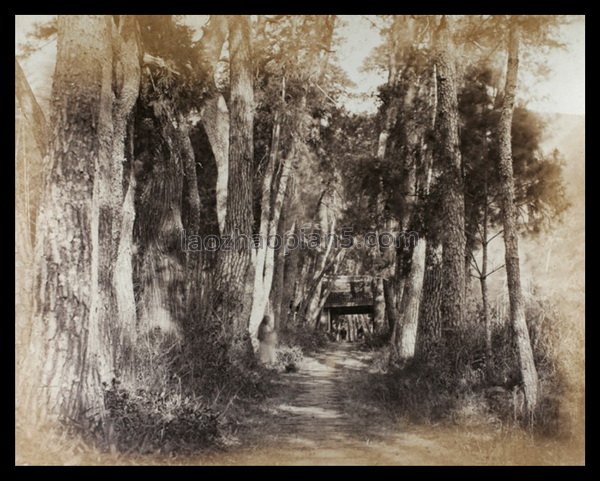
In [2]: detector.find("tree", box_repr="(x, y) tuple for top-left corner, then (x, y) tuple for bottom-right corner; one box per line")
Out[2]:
(433, 15), (467, 345)
(496, 17), (538, 415)
(212, 15), (256, 347)
(27, 15), (118, 423)
(460, 65), (569, 374)
(199, 15), (229, 235)
(133, 15), (206, 338)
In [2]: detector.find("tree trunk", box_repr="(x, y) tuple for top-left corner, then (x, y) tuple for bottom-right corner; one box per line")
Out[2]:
(134, 98), (186, 336)
(497, 20), (538, 414)
(212, 15), (255, 341)
(480, 196), (493, 371)
(15, 60), (49, 370)
(270, 200), (288, 332)
(434, 16), (466, 344)
(415, 242), (443, 360)
(111, 16), (141, 370)
(371, 277), (385, 332)
(280, 221), (300, 328)
(395, 238), (426, 358)
(199, 15), (229, 234)
(28, 15), (115, 424)
(383, 277), (400, 334)
(249, 140), (293, 349)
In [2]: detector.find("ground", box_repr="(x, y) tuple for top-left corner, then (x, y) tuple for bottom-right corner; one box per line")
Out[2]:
(16, 342), (583, 465)
(189, 343), (584, 466)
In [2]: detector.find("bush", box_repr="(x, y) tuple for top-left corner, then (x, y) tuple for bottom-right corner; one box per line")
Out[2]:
(361, 329), (392, 351)
(360, 294), (574, 435)
(103, 380), (219, 454)
(273, 345), (304, 372)
(97, 321), (277, 455)
(277, 325), (330, 353)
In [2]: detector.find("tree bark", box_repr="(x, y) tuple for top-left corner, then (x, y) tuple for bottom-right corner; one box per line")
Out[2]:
(111, 16), (141, 369)
(134, 98), (186, 336)
(497, 19), (538, 414)
(270, 198), (288, 332)
(371, 277), (386, 332)
(212, 15), (255, 341)
(15, 59), (48, 246)
(415, 242), (443, 360)
(199, 15), (230, 234)
(15, 60), (49, 368)
(280, 221), (301, 328)
(249, 137), (293, 349)
(434, 16), (466, 344)
(28, 15), (115, 423)
(480, 194), (493, 371)
(395, 238), (426, 358)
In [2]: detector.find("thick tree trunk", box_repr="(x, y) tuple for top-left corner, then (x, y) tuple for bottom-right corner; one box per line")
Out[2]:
(415, 243), (443, 360)
(111, 16), (141, 368)
(134, 99), (186, 336)
(28, 16), (115, 423)
(202, 96), (229, 234)
(179, 115), (204, 333)
(213, 15), (255, 341)
(199, 15), (229, 234)
(434, 16), (466, 343)
(395, 238), (426, 358)
(497, 20), (538, 414)
(389, 60), (429, 358)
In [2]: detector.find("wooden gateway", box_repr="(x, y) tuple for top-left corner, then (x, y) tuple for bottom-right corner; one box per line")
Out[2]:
(318, 275), (386, 337)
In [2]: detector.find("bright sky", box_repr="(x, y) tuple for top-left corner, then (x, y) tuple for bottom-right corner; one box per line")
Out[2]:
(16, 15), (585, 116)
(335, 15), (585, 115)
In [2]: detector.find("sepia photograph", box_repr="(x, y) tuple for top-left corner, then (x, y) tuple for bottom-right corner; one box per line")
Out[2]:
(15, 13), (585, 466)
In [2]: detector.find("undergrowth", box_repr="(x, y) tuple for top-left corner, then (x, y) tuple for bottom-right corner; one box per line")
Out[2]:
(359, 295), (579, 437)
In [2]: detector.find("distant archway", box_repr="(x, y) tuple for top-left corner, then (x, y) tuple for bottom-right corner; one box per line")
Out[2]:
(317, 276), (386, 339)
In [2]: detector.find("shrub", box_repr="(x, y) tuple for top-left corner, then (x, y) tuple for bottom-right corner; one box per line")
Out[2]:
(277, 325), (330, 353)
(98, 320), (277, 455)
(360, 293), (575, 435)
(103, 379), (219, 454)
(274, 345), (304, 372)
(360, 329), (390, 351)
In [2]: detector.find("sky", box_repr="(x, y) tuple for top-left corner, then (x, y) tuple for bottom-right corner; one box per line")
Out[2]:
(334, 15), (585, 115)
(16, 15), (585, 116)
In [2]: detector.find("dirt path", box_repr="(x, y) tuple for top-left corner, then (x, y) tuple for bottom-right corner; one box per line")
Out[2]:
(197, 343), (583, 466)
(62, 342), (581, 465)
(206, 343), (462, 465)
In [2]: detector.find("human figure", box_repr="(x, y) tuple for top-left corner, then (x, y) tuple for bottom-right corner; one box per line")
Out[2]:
(340, 319), (347, 342)
(258, 315), (277, 364)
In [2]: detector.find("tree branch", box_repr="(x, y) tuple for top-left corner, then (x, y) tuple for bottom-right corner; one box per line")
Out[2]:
(485, 264), (505, 278)
(469, 249), (482, 277)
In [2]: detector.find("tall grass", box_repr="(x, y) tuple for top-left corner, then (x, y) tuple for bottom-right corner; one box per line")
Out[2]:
(361, 292), (583, 437)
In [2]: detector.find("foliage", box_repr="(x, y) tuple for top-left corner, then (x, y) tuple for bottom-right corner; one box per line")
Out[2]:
(459, 64), (570, 254)
(274, 345), (304, 372)
(362, 295), (570, 435)
(103, 380), (219, 454)
(138, 15), (212, 114)
(16, 17), (58, 59)
(278, 325), (330, 354)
